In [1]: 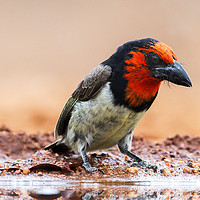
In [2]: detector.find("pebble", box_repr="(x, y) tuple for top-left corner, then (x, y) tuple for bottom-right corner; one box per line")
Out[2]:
(183, 166), (191, 173)
(22, 168), (30, 174)
(178, 161), (184, 166)
(169, 168), (174, 173)
(124, 156), (129, 161)
(164, 158), (171, 163)
(192, 168), (198, 173)
(30, 188), (61, 199)
(37, 172), (43, 176)
(192, 163), (200, 168)
(127, 167), (139, 174)
(163, 169), (170, 176)
(15, 169), (21, 174)
(165, 162), (170, 166)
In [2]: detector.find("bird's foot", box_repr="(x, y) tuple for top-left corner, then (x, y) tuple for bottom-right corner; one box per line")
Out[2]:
(131, 160), (157, 172)
(82, 163), (104, 174)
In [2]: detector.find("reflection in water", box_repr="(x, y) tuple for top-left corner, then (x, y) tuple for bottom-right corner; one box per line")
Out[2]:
(0, 179), (199, 199)
(29, 188), (62, 199)
(0, 187), (199, 199)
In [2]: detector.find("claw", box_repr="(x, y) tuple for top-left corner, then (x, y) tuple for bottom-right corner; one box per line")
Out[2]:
(131, 160), (157, 172)
(80, 145), (104, 174)
(82, 163), (104, 174)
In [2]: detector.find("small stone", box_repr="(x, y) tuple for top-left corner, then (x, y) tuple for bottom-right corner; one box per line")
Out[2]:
(178, 161), (184, 166)
(124, 156), (129, 161)
(30, 188), (61, 199)
(192, 168), (198, 173)
(169, 168), (174, 173)
(15, 169), (21, 174)
(23, 168), (30, 174)
(192, 163), (200, 168)
(55, 153), (60, 157)
(127, 191), (139, 198)
(163, 169), (170, 176)
(127, 167), (139, 174)
(163, 159), (171, 166)
(164, 158), (171, 163)
(165, 162), (170, 166)
(37, 172), (43, 176)
(163, 189), (170, 195)
(183, 166), (191, 173)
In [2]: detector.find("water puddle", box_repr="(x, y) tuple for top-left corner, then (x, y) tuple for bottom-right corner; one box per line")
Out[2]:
(0, 177), (199, 199)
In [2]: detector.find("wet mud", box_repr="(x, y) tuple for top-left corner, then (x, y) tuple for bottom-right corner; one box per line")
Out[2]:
(0, 125), (199, 199)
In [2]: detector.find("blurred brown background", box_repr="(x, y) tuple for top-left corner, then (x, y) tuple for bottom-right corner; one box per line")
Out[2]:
(0, 0), (199, 140)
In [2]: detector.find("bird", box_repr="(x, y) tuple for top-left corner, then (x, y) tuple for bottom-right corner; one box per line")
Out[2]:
(45, 38), (192, 173)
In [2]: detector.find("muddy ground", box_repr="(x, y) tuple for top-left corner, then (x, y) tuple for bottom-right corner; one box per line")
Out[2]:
(0, 125), (199, 199)
(0, 125), (199, 178)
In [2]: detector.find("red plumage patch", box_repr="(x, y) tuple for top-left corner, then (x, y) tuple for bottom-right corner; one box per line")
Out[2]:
(124, 51), (161, 107)
(123, 41), (177, 107)
(135, 42), (177, 64)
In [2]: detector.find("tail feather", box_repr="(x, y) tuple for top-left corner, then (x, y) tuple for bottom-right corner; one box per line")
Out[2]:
(44, 139), (71, 154)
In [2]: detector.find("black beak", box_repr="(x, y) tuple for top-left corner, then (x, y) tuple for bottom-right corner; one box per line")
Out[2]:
(151, 60), (192, 87)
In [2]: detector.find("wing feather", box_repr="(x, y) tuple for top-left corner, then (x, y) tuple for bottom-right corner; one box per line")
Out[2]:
(54, 96), (77, 139)
(54, 64), (112, 138)
(72, 65), (112, 100)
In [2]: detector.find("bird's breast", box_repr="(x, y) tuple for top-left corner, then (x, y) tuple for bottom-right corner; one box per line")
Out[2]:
(67, 83), (145, 151)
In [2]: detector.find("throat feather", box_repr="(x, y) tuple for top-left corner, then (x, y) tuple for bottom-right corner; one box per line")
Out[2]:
(124, 76), (161, 107)
(124, 52), (161, 108)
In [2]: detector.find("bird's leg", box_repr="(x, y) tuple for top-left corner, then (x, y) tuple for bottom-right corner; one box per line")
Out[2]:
(80, 145), (104, 174)
(119, 144), (157, 172)
(118, 133), (157, 172)
(125, 149), (157, 171)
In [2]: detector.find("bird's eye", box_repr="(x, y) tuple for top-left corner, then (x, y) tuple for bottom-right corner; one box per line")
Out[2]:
(148, 53), (160, 65)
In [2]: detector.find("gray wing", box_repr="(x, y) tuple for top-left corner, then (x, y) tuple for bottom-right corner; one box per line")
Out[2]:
(54, 64), (112, 139)
(72, 64), (112, 101)
(54, 96), (78, 139)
